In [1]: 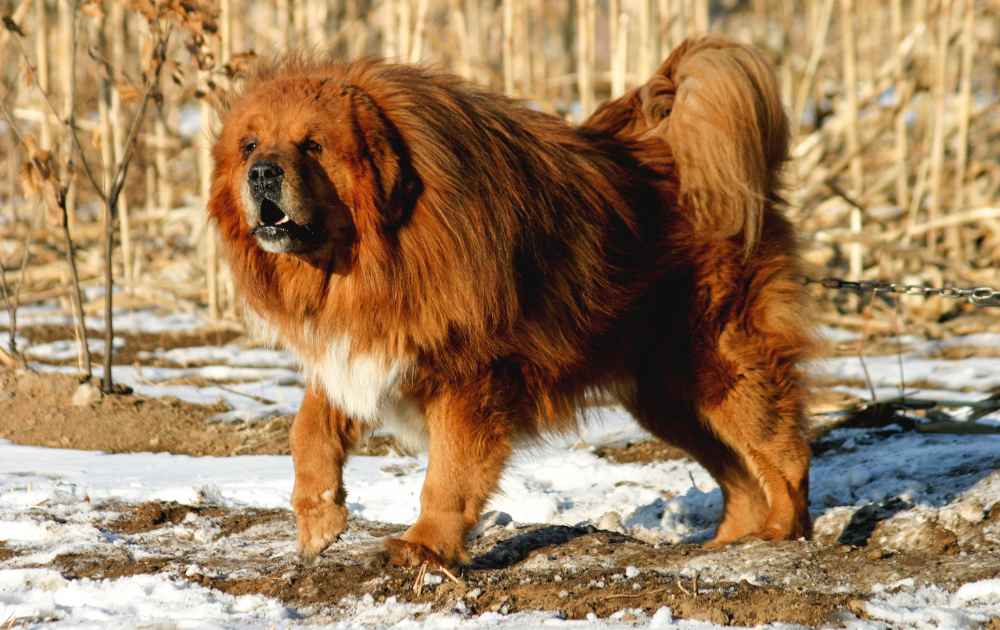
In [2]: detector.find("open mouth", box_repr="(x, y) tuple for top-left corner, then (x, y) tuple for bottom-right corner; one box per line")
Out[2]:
(260, 198), (291, 227)
(251, 198), (320, 253)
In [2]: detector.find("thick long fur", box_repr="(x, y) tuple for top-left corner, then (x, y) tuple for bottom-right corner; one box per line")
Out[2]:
(587, 36), (789, 255)
(209, 36), (814, 566)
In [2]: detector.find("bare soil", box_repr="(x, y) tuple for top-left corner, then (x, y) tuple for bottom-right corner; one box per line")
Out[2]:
(17, 499), (996, 627)
(4, 323), (1000, 626)
(0, 370), (289, 456)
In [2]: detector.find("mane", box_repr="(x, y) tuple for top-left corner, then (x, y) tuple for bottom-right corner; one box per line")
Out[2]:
(212, 55), (671, 377)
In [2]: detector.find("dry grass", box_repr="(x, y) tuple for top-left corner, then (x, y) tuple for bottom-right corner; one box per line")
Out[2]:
(1, 0), (998, 360)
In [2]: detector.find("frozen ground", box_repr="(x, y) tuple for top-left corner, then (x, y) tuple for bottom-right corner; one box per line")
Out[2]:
(2, 306), (1000, 628)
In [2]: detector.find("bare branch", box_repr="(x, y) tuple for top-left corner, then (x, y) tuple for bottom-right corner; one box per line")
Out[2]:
(6, 14), (105, 200)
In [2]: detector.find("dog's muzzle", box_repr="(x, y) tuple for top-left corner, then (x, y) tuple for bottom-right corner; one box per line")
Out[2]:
(247, 159), (319, 254)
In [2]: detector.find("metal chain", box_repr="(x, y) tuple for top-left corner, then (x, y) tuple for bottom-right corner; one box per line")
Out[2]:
(802, 276), (1000, 308)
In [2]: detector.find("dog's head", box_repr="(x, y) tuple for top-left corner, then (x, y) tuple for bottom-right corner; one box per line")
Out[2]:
(211, 66), (421, 272)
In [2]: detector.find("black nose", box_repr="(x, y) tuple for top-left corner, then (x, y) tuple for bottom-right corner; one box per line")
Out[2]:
(249, 160), (283, 196)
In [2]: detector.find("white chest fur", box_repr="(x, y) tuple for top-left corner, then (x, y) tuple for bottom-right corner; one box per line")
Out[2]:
(244, 309), (428, 449)
(308, 335), (428, 450)
(309, 335), (408, 421)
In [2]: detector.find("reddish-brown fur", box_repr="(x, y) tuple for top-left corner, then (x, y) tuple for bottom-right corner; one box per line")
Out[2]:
(209, 35), (814, 567)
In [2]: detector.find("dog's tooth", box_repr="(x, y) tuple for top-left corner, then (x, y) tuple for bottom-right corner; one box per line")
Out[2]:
(276, 215), (290, 225)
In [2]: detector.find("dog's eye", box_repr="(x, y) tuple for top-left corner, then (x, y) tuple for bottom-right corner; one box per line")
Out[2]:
(300, 139), (322, 155)
(241, 140), (257, 159)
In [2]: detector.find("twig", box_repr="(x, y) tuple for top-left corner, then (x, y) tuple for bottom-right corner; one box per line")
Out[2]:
(676, 573), (699, 596)
(892, 296), (906, 399)
(100, 26), (172, 392)
(0, 346), (16, 368)
(438, 565), (465, 587)
(412, 561), (428, 595)
(825, 179), (867, 214)
(604, 586), (670, 600)
(217, 384), (278, 406)
(6, 20), (104, 199)
(857, 315), (878, 402)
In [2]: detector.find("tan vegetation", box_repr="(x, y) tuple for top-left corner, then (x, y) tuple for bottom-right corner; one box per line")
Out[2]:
(1, 0), (998, 382)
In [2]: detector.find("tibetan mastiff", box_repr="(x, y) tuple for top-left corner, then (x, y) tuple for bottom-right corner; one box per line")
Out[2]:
(209, 36), (814, 567)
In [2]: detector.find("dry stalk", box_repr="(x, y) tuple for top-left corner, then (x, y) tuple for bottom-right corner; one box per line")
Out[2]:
(276, 0), (291, 49)
(575, 0), (595, 119)
(109, 2), (134, 287)
(398, 0), (412, 63)
(449, 0), (470, 79)
(383, 0), (398, 59)
(33, 0), (52, 149)
(611, 2), (628, 98)
(657, 0), (673, 54)
(926, 1), (953, 257)
(791, 0), (834, 139)
(409, 0), (429, 63)
(637, 0), (652, 79)
(3, 3), (92, 378)
(692, 0), (708, 33)
(952, 0), (974, 253)
(503, 0), (514, 95)
(97, 26), (172, 391)
(839, 0), (863, 282)
(890, 0), (910, 212)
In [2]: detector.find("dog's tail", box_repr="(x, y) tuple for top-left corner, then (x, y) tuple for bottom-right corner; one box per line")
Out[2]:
(587, 36), (789, 255)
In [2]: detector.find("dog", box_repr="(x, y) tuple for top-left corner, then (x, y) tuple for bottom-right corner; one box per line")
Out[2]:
(208, 35), (814, 567)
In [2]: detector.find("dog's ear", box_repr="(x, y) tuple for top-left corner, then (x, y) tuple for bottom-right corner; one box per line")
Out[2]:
(343, 87), (422, 231)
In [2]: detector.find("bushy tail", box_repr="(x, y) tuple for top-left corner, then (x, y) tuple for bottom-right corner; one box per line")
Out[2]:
(586, 36), (789, 255)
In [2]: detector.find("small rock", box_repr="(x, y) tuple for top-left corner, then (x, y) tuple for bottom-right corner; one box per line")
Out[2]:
(470, 510), (513, 538)
(71, 382), (102, 407)
(650, 607), (674, 628)
(625, 565), (640, 579)
(423, 573), (443, 586)
(867, 548), (891, 560)
(955, 499), (985, 524)
(596, 511), (626, 534)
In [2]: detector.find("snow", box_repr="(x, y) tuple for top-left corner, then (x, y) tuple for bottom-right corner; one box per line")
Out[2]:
(0, 569), (293, 629)
(0, 304), (207, 334)
(3, 308), (1000, 627)
(863, 582), (1000, 629)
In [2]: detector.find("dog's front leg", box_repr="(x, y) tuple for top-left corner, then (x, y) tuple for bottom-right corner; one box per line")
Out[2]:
(291, 383), (358, 560)
(385, 392), (512, 568)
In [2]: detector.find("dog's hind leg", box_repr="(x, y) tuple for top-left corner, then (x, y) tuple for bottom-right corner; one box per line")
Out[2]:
(689, 322), (813, 544)
(385, 389), (513, 568)
(625, 382), (771, 545)
(698, 372), (811, 543)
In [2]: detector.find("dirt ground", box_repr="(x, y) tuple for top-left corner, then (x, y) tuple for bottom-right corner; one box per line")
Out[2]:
(0, 370), (289, 456)
(6, 496), (996, 627)
(3, 324), (1000, 627)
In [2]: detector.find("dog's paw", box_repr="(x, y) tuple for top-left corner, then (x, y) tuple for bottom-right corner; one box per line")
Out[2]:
(293, 490), (348, 560)
(384, 537), (446, 567)
(383, 536), (469, 568)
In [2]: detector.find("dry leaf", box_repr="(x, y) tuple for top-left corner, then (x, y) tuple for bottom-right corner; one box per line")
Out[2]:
(80, 0), (104, 20)
(116, 81), (142, 104)
(21, 59), (36, 88)
(127, 0), (159, 23)
(18, 136), (57, 198)
(2, 15), (25, 37)
(224, 51), (258, 78)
